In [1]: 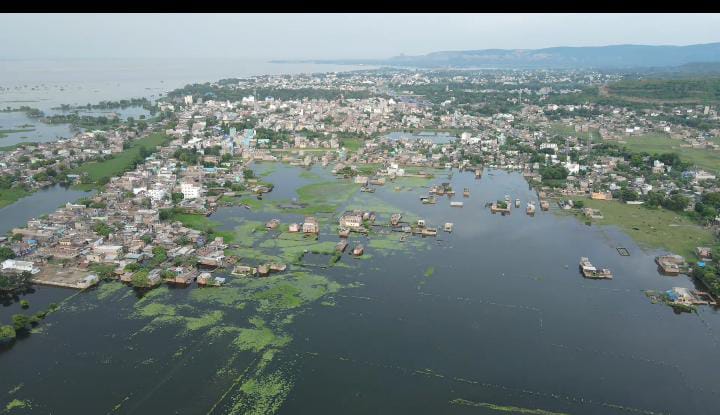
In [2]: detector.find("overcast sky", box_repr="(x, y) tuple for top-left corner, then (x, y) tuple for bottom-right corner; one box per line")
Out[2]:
(1, 13), (719, 60)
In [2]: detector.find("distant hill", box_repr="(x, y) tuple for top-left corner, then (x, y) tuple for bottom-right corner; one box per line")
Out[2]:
(276, 42), (720, 70)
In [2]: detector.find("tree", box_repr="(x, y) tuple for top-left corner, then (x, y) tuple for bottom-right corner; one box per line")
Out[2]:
(573, 200), (585, 209)
(171, 192), (184, 204)
(702, 192), (720, 209)
(93, 221), (113, 237)
(644, 191), (665, 208)
(0, 246), (16, 261)
(620, 188), (639, 202)
(243, 169), (255, 179)
(662, 194), (690, 212)
(130, 270), (151, 288)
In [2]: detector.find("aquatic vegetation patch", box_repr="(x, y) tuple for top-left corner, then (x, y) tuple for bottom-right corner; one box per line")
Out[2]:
(4, 399), (31, 412)
(392, 176), (433, 189)
(134, 285), (172, 306)
(189, 287), (250, 309)
(299, 170), (322, 180)
(134, 302), (178, 319)
(208, 325), (243, 340)
(95, 281), (126, 301)
(246, 272), (342, 312)
(231, 371), (293, 415)
(184, 310), (224, 331)
(232, 318), (291, 353)
(295, 180), (357, 208)
(227, 247), (283, 264)
(449, 398), (570, 415)
(424, 266), (435, 277)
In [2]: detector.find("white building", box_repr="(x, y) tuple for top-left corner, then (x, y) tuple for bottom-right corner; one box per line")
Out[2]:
(180, 182), (202, 200)
(148, 186), (167, 201)
(2, 259), (40, 274)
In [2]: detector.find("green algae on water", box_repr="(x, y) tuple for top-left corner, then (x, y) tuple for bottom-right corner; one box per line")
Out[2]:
(231, 371), (292, 415)
(449, 399), (570, 415)
(95, 281), (126, 301)
(232, 318), (291, 353)
(4, 399), (31, 412)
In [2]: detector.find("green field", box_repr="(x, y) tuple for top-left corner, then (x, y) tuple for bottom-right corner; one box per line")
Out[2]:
(547, 123), (601, 143)
(72, 132), (170, 184)
(581, 198), (717, 259)
(340, 138), (363, 152)
(606, 78), (720, 104)
(621, 133), (720, 173)
(0, 187), (32, 209)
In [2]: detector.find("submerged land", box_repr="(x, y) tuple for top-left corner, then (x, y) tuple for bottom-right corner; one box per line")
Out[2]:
(1, 66), (720, 414)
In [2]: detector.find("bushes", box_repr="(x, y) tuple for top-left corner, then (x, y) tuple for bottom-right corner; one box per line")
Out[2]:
(130, 270), (151, 288)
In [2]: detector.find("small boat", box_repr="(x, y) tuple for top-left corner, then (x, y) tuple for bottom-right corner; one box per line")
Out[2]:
(515, 198), (521, 208)
(444, 222), (454, 232)
(526, 202), (536, 215)
(505, 195), (511, 203)
(360, 186), (375, 193)
(420, 196), (437, 204)
(390, 213), (402, 226)
(421, 227), (437, 236)
(540, 200), (550, 211)
(463, 188), (470, 197)
(579, 257), (612, 279)
(338, 227), (350, 238)
(450, 201), (464, 207)
(335, 240), (348, 252)
(352, 244), (364, 256)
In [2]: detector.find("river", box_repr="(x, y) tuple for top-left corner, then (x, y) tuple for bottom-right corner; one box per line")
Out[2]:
(2, 165), (719, 414)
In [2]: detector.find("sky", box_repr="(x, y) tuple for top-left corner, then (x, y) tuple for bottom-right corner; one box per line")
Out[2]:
(0, 13), (719, 60)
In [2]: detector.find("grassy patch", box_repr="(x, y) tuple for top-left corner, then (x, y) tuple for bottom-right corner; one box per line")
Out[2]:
(0, 187), (31, 209)
(621, 133), (720, 173)
(72, 132), (170, 184)
(341, 138), (364, 152)
(580, 198), (718, 258)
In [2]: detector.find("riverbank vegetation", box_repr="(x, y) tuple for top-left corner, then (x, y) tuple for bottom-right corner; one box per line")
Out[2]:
(72, 132), (170, 187)
(620, 133), (720, 173)
(577, 199), (717, 259)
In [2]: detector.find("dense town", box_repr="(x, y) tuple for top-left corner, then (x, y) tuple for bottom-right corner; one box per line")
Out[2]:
(2, 68), (720, 323)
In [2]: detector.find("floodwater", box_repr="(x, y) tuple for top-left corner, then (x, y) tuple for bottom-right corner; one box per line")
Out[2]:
(0, 184), (94, 236)
(0, 112), (73, 146)
(2, 166), (720, 415)
(0, 58), (371, 145)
